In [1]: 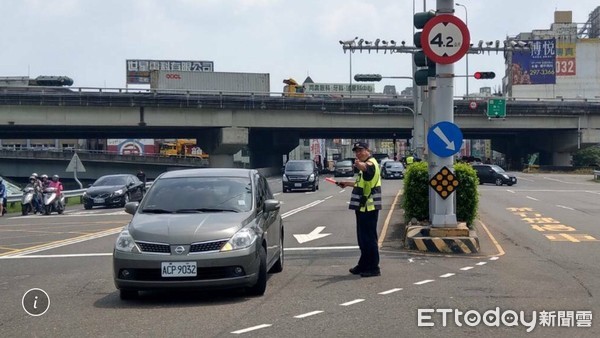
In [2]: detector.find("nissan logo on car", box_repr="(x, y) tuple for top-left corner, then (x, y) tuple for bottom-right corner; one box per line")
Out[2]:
(174, 246), (185, 254)
(165, 73), (181, 80)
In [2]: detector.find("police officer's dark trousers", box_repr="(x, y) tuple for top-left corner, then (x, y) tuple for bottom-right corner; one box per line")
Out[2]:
(355, 210), (380, 271)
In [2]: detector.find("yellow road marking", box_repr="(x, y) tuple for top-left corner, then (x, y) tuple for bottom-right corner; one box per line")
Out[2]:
(379, 188), (402, 248)
(559, 233), (580, 242)
(478, 219), (505, 256)
(0, 227), (122, 257)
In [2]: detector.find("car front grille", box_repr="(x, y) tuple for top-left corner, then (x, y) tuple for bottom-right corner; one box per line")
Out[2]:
(190, 240), (228, 253)
(118, 266), (245, 281)
(88, 192), (111, 199)
(136, 241), (170, 254)
(287, 175), (308, 182)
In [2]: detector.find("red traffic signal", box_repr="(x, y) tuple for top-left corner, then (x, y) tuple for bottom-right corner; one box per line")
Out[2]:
(474, 72), (495, 79)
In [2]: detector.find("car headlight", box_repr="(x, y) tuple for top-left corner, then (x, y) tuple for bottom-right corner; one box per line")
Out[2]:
(282, 175), (288, 182)
(113, 189), (124, 196)
(308, 173), (315, 182)
(221, 228), (258, 251)
(83, 192), (87, 197)
(502, 174), (509, 179)
(115, 230), (139, 253)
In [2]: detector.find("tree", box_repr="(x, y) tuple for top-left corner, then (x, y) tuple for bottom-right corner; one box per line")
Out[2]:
(572, 146), (600, 166)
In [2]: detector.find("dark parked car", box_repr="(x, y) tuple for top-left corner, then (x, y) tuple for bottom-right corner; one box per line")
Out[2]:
(334, 160), (354, 177)
(113, 168), (283, 299)
(83, 174), (145, 209)
(382, 161), (405, 179)
(282, 160), (319, 192)
(472, 164), (517, 186)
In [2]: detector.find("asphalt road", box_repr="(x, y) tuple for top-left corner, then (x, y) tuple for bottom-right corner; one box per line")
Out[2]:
(0, 173), (598, 337)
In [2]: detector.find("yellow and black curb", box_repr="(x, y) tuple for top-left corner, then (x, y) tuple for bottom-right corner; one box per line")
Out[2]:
(405, 225), (480, 254)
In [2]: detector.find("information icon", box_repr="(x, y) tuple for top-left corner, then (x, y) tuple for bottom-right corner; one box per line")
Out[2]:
(22, 288), (50, 316)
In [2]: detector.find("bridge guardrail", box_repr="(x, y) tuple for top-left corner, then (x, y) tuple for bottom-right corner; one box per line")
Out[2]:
(6, 182), (153, 204)
(594, 170), (600, 180)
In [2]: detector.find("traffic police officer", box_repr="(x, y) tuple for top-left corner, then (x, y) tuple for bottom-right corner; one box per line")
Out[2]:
(336, 142), (382, 277)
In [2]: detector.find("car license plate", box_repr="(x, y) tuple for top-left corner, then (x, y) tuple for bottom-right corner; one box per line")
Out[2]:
(294, 183), (302, 187)
(93, 198), (105, 203)
(161, 262), (197, 277)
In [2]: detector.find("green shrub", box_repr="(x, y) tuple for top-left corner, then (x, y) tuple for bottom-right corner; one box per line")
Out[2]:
(453, 162), (479, 227)
(401, 161), (479, 228)
(401, 161), (429, 222)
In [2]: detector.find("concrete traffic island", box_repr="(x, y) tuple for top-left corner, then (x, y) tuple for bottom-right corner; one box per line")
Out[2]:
(404, 222), (480, 254)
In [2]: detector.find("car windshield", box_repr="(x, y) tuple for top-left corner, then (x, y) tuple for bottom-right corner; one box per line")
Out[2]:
(286, 161), (313, 171)
(386, 161), (404, 169)
(94, 176), (127, 186)
(140, 176), (252, 213)
(491, 165), (506, 173)
(336, 160), (352, 167)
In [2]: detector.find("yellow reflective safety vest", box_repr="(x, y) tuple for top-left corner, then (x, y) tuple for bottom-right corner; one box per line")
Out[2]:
(349, 157), (382, 212)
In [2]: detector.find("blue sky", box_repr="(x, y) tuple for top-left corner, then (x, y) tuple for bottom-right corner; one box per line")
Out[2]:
(1, 0), (598, 96)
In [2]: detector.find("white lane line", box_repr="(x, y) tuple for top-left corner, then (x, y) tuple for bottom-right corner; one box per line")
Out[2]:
(408, 258), (415, 263)
(340, 299), (365, 306)
(281, 200), (325, 218)
(526, 196), (539, 201)
(378, 288), (403, 295)
(414, 280), (434, 285)
(507, 190), (515, 194)
(284, 246), (359, 251)
(460, 266), (474, 271)
(0, 253), (111, 259)
(294, 311), (323, 318)
(556, 205), (575, 211)
(231, 324), (272, 334)
(475, 262), (487, 266)
(324, 196), (333, 200)
(439, 273), (455, 278)
(339, 190), (346, 194)
(490, 256), (500, 261)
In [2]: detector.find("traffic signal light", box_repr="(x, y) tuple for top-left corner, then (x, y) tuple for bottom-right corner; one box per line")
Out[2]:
(354, 74), (382, 82)
(474, 72), (495, 79)
(413, 11), (436, 86)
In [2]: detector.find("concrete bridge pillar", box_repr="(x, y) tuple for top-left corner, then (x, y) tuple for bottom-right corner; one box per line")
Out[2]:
(197, 127), (249, 168)
(248, 129), (299, 168)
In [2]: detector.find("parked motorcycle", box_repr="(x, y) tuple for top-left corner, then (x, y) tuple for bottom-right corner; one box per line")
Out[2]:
(43, 187), (65, 215)
(21, 187), (36, 216)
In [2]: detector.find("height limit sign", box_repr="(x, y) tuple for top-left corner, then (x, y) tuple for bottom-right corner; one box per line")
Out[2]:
(421, 14), (470, 64)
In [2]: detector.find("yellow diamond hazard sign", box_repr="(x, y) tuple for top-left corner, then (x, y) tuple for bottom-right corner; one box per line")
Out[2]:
(429, 166), (459, 200)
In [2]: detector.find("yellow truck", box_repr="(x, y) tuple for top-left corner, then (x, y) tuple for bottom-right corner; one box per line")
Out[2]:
(159, 139), (208, 159)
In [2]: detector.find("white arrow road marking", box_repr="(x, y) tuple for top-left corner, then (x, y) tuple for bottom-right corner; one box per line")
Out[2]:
(293, 226), (331, 244)
(433, 126), (455, 151)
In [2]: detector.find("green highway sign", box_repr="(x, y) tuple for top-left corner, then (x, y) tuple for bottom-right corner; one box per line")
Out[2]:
(487, 98), (506, 118)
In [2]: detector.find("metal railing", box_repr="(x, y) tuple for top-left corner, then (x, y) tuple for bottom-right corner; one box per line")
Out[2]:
(6, 182), (152, 204)
(594, 170), (600, 180)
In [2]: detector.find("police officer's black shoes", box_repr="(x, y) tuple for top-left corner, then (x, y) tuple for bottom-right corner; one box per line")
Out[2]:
(360, 269), (381, 277)
(349, 266), (362, 275)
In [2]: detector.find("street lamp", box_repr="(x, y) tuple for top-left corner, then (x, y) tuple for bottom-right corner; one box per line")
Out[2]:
(339, 37), (358, 96)
(455, 2), (468, 97)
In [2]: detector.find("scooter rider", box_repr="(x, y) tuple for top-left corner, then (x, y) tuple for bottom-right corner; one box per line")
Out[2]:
(48, 175), (64, 209)
(24, 176), (43, 214)
(40, 174), (50, 188)
(30, 173), (44, 214)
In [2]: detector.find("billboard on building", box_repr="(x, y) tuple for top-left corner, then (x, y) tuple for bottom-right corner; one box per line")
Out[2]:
(511, 39), (556, 85)
(556, 41), (576, 76)
(304, 83), (375, 95)
(126, 59), (214, 85)
(107, 139), (155, 155)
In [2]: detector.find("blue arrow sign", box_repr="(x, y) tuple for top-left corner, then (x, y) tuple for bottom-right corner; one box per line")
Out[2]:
(427, 121), (463, 158)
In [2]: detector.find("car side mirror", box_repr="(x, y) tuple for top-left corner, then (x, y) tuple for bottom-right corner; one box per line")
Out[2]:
(264, 199), (281, 212)
(124, 202), (139, 215)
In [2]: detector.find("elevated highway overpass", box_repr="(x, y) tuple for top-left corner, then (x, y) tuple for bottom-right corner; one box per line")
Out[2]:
(1, 87), (600, 168)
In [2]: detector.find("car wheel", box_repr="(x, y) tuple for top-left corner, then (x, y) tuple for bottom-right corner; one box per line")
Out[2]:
(84, 203), (93, 210)
(495, 178), (503, 186)
(269, 236), (284, 273)
(282, 185), (287, 193)
(311, 184), (316, 192)
(44, 205), (52, 215)
(247, 246), (267, 296)
(119, 289), (138, 300)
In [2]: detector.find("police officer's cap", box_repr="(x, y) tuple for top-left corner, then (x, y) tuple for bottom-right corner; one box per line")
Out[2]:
(352, 142), (369, 151)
